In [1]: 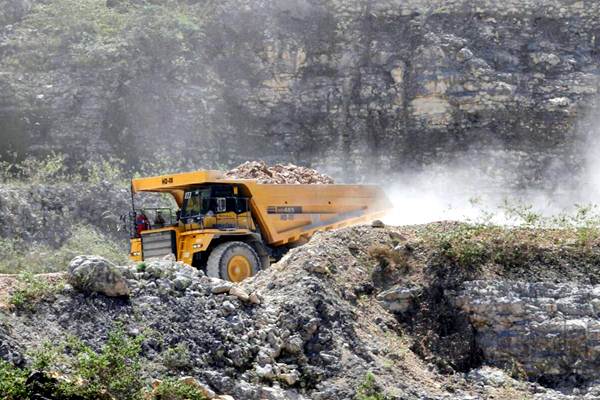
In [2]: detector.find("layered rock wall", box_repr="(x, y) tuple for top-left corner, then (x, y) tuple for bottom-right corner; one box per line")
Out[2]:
(455, 280), (600, 382)
(0, 0), (598, 186)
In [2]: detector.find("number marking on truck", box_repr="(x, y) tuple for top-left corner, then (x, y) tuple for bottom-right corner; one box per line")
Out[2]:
(267, 206), (303, 214)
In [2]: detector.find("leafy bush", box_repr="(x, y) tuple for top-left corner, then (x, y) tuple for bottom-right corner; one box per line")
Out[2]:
(0, 360), (29, 400)
(59, 328), (145, 400)
(0, 332), (210, 400)
(9, 272), (65, 310)
(0, 226), (127, 274)
(28, 328), (146, 400)
(148, 378), (207, 400)
(21, 328), (211, 400)
(162, 343), (192, 370)
(30, 341), (63, 372)
(86, 157), (128, 186)
(355, 372), (389, 400)
(0, 152), (128, 185)
(3, 0), (209, 72)
(0, 153), (70, 184)
(3, 0), (128, 70)
(137, 262), (147, 272)
(427, 224), (490, 271)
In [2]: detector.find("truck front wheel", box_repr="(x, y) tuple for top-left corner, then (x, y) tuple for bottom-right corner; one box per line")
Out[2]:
(206, 241), (260, 282)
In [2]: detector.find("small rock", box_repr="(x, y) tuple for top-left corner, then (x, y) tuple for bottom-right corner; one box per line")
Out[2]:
(229, 287), (250, 302)
(162, 253), (176, 262)
(222, 301), (236, 314)
(284, 335), (304, 354)
(145, 263), (165, 279)
(343, 290), (357, 301)
(467, 367), (510, 388)
(303, 260), (329, 274)
(256, 364), (275, 379)
(278, 371), (299, 385)
(457, 47), (474, 62)
(212, 284), (233, 294)
(371, 220), (385, 228)
(173, 276), (192, 291)
(377, 285), (420, 313)
(248, 292), (261, 304)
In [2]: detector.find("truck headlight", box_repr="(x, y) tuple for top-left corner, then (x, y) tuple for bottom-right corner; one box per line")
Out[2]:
(131, 251), (141, 256)
(192, 244), (202, 249)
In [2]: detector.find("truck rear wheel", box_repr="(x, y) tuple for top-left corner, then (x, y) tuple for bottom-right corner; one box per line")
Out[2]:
(206, 241), (260, 282)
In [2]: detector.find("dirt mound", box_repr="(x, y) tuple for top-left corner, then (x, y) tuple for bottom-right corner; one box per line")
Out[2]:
(3, 223), (600, 399)
(224, 161), (334, 184)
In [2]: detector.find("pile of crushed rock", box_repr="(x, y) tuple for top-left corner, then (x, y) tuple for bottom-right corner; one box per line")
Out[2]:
(1, 229), (442, 400)
(5, 225), (600, 399)
(224, 161), (334, 184)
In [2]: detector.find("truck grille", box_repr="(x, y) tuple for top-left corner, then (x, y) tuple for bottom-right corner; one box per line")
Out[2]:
(141, 231), (176, 259)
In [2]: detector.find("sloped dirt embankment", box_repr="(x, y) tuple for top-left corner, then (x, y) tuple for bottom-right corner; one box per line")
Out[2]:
(3, 224), (600, 399)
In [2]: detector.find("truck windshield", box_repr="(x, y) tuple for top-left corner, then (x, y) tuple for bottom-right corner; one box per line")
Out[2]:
(181, 188), (211, 218)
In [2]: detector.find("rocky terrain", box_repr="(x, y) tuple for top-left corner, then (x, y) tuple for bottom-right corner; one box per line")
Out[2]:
(0, 0), (599, 188)
(2, 0), (600, 398)
(3, 223), (600, 399)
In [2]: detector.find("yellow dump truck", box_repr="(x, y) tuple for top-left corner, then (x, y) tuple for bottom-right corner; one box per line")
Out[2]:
(128, 170), (391, 282)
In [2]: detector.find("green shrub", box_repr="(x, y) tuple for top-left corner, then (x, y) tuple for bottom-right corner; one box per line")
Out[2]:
(0, 226), (127, 274)
(1, 152), (129, 186)
(9, 272), (65, 310)
(428, 224), (491, 271)
(0, 153), (69, 184)
(148, 378), (207, 400)
(137, 262), (147, 272)
(3, 0), (210, 72)
(86, 157), (128, 186)
(355, 372), (389, 400)
(0, 360), (29, 400)
(162, 343), (192, 370)
(56, 328), (145, 400)
(56, 225), (129, 266)
(3, 0), (128, 70)
(30, 341), (63, 372)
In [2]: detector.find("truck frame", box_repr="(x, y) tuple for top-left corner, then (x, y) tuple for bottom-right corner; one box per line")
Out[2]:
(129, 170), (391, 282)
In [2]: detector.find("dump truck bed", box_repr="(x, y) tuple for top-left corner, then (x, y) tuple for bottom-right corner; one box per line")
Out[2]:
(234, 181), (391, 246)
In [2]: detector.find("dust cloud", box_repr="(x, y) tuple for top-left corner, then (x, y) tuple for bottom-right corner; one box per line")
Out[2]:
(378, 111), (600, 226)
(380, 166), (567, 226)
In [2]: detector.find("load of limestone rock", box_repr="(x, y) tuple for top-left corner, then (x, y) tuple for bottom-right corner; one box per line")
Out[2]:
(224, 161), (334, 184)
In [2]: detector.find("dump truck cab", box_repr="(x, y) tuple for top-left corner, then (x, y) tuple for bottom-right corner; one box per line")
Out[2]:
(129, 169), (391, 282)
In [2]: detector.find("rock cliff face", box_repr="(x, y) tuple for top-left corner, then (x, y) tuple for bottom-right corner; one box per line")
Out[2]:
(0, 0), (31, 27)
(456, 280), (600, 383)
(1, 0), (599, 186)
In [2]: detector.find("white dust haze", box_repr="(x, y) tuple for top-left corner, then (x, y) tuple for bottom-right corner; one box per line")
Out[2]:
(379, 110), (600, 226)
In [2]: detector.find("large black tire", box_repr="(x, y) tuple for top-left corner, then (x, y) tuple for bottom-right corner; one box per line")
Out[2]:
(206, 241), (260, 282)
(248, 239), (271, 270)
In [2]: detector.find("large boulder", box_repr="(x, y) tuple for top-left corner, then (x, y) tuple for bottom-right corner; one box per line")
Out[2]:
(68, 255), (130, 297)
